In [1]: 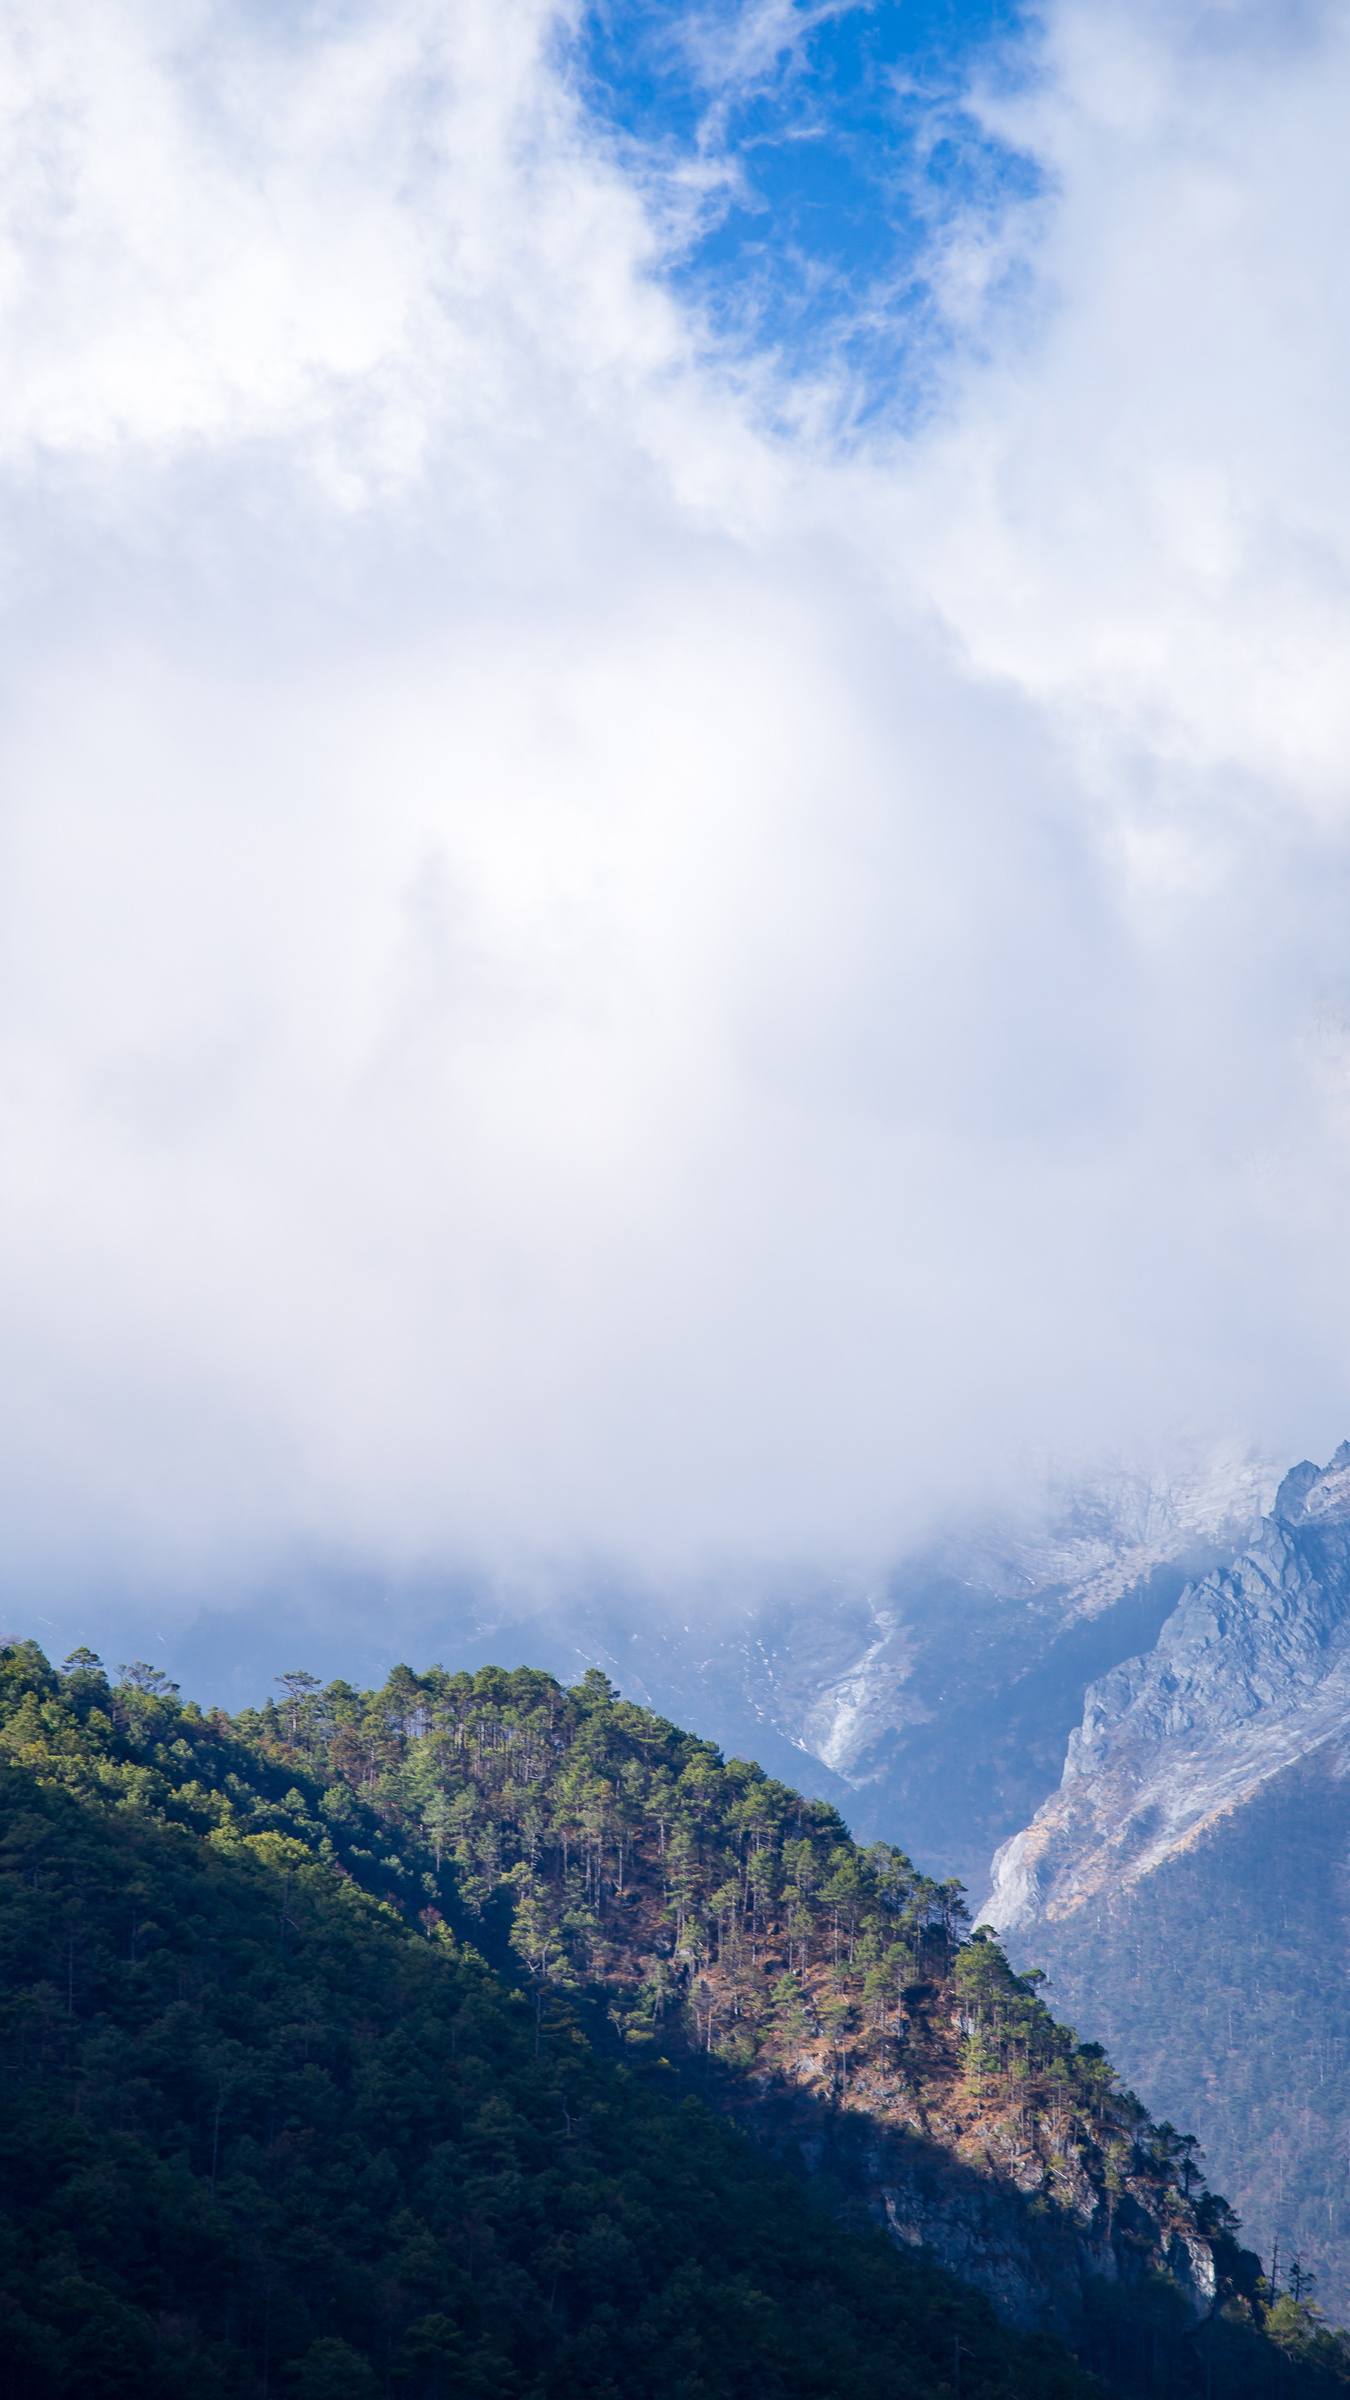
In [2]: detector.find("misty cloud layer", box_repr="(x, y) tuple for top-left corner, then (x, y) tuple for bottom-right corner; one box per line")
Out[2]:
(3, 0), (1350, 1608)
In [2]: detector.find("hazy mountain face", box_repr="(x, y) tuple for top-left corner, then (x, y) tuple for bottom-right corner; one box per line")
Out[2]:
(544, 1449), (1274, 1893)
(985, 1447), (1350, 2317)
(19, 1449), (1270, 1843)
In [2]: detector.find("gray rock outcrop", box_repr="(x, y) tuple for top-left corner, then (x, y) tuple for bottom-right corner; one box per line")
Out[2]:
(985, 1443), (1350, 1933)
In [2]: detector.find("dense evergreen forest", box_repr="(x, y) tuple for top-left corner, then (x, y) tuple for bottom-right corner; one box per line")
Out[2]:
(1, 1641), (1346, 2399)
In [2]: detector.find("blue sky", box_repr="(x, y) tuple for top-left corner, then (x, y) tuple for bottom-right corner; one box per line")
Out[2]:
(577, 0), (1040, 412)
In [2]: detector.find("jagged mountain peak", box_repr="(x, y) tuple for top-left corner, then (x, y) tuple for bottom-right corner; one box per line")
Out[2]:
(1274, 1441), (1350, 1526)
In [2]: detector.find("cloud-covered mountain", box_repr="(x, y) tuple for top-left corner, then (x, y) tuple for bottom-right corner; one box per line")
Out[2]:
(529, 1444), (1274, 1893)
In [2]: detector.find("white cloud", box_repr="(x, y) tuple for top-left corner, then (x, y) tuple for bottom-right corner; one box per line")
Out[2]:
(675, 0), (862, 96)
(1, 0), (1349, 1605)
(910, 0), (1350, 826)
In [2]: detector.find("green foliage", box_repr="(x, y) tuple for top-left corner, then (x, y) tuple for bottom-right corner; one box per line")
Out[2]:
(0, 1642), (1092, 2399)
(0, 1639), (1346, 2400)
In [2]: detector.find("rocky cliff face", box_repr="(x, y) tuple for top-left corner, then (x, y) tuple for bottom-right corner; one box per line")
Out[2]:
(785, 1449), (1270, 1882)
(983, 1446), (1350, 2318)
(985, 1445), (1350, 1932)
(725, 1990), (1227, 2339)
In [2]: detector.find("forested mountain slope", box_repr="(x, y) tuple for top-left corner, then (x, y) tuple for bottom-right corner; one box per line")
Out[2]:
(0, 1640), (1344, 2398)
(0, 1646), (1082, 2400)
